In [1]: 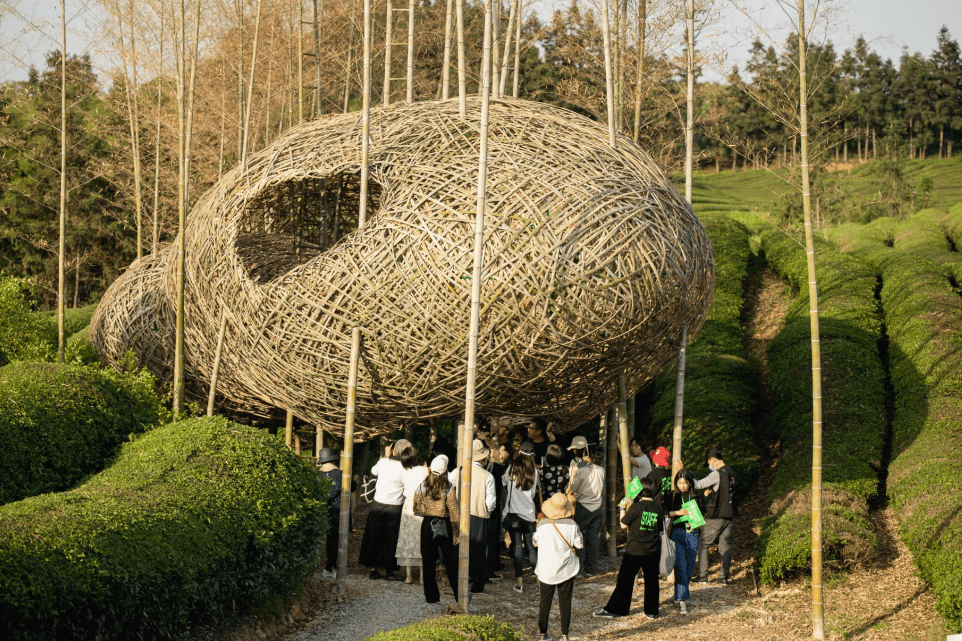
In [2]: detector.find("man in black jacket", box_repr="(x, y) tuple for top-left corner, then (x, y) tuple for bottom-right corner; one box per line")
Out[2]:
(693, 446), (736, 585)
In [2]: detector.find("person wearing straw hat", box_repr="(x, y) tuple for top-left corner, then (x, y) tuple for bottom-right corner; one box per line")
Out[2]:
(414, 455), (461, 605)
(567, 435), (605, 577)
(533, 493), (583, 641)
(317, 447), (343, 580)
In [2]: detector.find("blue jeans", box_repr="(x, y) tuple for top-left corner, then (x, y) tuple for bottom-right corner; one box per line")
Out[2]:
(509, 529), (536, 578)
(671, 526), (700, 601)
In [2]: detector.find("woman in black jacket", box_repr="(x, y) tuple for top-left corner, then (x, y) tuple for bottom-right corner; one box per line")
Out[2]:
(593, 477), (664, 619)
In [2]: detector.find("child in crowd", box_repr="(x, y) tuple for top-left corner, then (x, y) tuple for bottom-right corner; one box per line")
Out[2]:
(533, 493), (583, 641)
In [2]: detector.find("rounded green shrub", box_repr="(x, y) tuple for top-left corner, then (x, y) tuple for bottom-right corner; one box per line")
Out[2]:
(0, 361), (165, 505)
(0, 416), (329, 640)
(0, 275), (56, 365)
(366, 615), (523, 641)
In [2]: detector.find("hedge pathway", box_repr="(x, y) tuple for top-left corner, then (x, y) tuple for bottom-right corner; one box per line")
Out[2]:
(202, 261), (949, 641)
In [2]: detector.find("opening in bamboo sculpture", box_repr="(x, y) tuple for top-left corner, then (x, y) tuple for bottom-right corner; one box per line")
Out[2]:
(90, 97), (715, 440)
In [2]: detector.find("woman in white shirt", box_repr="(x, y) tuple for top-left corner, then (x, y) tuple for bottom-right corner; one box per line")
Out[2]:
(358, 439), (409, 580)
(533, 492), (583, 641)
(502, 442), (540, 592)
(395, 446), (429, 583)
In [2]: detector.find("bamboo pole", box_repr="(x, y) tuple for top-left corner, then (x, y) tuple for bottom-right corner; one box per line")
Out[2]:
(383, 0), (393, 106)
(684, 0), (694, 204)
(605, 407), (618, 557)
(632, 0), (645, 144)
(406, 0), (415, 102)
(626, 394), (635, 439)
(206, 307), (228, 416)
(490, 0), (500, 99)
(671, 323), (687, 478)
(599, 0), (616, 148)
(617, 373), (631, 492)
(458, 0), (494, 613)
(297, 0), (304, 122)
(797, 0), (824, 637)
(235, 0), (244, 158)
(337, 327), (362, 592)
(172, 0), (188, 414)
(456, 0), (466, 116)
(497, 0), (517, 98)
(116, 1), (144, 262)
(359, 0), (372, 227)
(442, 0), (453, 99)
(58, 0), (67, 365)
(512, 0), (522, 98)
(612, 0), (620, 133)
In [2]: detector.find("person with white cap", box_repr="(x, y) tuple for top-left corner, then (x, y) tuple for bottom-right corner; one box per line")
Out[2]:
(533, 492), (583, 641)
(567, 435), (605, 576)
(414, 455), (461, 604)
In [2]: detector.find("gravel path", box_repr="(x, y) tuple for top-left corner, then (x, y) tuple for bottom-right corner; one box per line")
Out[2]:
(294, 578), (449, 641)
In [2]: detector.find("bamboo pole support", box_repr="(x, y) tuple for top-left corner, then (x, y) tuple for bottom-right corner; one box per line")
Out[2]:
(684, 0), (694, 204)
(442, 0), (453, 99)
(456, 0), (466, 115)
(797, 0), (824, 637)
(297, 0), (304, 122)
(617, 373), (631, 491)
(359, 0), (372, 227)
(316, 427), (324, 458)
(206, 308), (228, 416)
(241, 0), (265, 167)
(671, 323), (687, 478)
(633, 0), (646, 144)
(458, 0), (494, 613)
(58, 0), (67, 365)
(285, 409), (294, 447)
(312, 0), (322, 116)
(406, 0), (415, 102)
(337, 327), (362, 592)
(599, 0), (616, 148)
(383, 0), (393, 106)
(490, 0), (500, 99)
(627, 394), (635, 439)
(497, 0), (518, 98)
(512, 0), (522, 98)
(605, 407), (618, 557)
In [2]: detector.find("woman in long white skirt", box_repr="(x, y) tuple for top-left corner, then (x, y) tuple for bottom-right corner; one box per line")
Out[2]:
(396, 445), (429, 583)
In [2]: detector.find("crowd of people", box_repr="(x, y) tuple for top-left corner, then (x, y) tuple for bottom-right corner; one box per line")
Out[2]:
(323, 418), (737, 641)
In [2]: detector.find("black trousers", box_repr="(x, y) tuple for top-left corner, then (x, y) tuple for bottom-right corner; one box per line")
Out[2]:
(420, 518), (459, 603)
(539, 577), (574, 635)
(358, 501), (403, 573)
(469, 515), (490, 592)
(487, 509), (503, 572)
(325, 513), (340, 571)
(604, 550), (660, 616)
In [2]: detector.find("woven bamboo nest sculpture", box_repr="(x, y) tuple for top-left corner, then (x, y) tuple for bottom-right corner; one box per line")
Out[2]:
(90, 97), (715, 440)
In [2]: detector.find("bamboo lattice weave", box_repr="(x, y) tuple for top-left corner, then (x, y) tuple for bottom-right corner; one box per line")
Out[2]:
(90, 97), (715, 439)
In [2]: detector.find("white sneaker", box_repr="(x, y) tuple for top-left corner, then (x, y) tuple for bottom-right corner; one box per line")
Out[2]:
(679, 601), (688, 614)
(322, 569), (337, 580)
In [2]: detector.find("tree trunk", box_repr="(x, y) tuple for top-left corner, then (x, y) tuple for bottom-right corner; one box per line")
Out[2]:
(151, 21), (163, 255)
(605, 407), (618, 557)
(511, 0), (522, 98)
(359, 0), (372, 227)
(497, 0), (518, 98)
(940, 125), (944, 159)
(456, 0), (466, 115)
(297, 0), (305, 122)
(383, 0), (393, 106)
(241, 0), (265, 166)
(632, 0), (646, 144)
(798, 2), (825, 638)
(116, 1), (144, 263)
(490, 0), (500, 99)
(442, 0), (453, 99)
(312, 0), (322, 116)
(73, 257), (80, 308)
(599, 0), (616, 148)
(671, 324), (687, 478)
(406, 0), (415, 102)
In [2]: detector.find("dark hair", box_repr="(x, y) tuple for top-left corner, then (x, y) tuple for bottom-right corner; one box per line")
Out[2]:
(399, 446), (421, 469)
(529, 417), (547, 433)
(630, 436), (644, 449)
(545, 444), (564, 466)
(569, 447), (587, 460)
(431, 438), (456, 472)
(674, 468), (695, 492)
(639, 476), (657, 499)
(508, 452), (536, 491)
(424, 469), (451, 500)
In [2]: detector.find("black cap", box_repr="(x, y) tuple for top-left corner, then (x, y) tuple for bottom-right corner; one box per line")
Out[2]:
(317, 447), (339, 464)
(705, 446), (722, 464)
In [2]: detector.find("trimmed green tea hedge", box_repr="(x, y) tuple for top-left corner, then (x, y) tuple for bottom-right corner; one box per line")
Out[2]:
(890, 209), (962, 282)
(646, 215), (759, 485)
(0, 361), (165, 504)
(0, 275), (56, 365)
(0, 416), (330, 640)
(755, 226), (885, 583)
(38, 303), (99, 339)
(834, 222), (962, 632)
(366, 615), (523, 641)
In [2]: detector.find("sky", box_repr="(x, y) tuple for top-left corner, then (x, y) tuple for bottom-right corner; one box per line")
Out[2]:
(1, 0), (960, 84)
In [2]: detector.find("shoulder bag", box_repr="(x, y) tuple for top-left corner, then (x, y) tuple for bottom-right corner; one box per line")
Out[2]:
(658, 511), (676, 579)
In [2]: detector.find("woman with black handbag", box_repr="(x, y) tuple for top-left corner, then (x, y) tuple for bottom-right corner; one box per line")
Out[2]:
(502, 442), (540, 592)
(414, 455), (460, 604)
